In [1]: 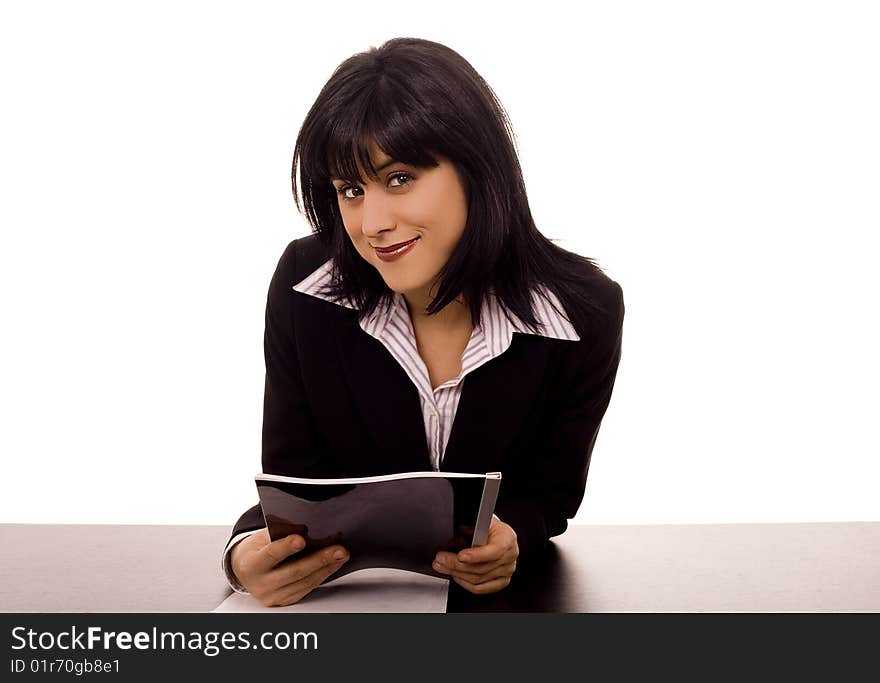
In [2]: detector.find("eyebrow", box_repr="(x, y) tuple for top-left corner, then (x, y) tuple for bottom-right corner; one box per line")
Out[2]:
(332, 157), (400, 183)
(373, 158), (398, 173)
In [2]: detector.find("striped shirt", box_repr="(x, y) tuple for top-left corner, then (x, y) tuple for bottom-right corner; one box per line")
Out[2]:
(293, 258), (581, 470)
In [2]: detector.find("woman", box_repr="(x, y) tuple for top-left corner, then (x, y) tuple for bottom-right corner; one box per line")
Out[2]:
(222, 37), (625, 607)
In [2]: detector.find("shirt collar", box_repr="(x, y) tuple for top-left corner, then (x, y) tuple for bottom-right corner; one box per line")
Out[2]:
(292, 258), (580, 343)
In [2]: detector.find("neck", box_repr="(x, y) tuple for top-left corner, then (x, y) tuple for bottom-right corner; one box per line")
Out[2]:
(404, 286), (471, 331)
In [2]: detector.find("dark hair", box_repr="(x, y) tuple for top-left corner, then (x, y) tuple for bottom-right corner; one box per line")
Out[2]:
(291, 37), (610, 334)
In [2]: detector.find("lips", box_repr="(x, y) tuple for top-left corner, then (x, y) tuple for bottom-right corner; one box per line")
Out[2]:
(373, 237), (420, 253)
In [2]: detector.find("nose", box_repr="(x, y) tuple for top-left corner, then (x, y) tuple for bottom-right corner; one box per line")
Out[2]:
(358, 186), (396, 239)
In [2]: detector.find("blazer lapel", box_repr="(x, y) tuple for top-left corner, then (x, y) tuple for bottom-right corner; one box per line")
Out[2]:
(441, 336), (552, 473)
(335, 311), (433, 473)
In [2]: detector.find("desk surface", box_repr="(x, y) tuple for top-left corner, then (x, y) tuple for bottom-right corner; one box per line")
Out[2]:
(1, 522), (878, 612)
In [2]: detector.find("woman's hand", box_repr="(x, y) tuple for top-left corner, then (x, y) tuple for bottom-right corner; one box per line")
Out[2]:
(230, 528), (349, 607)
(432, 515), (519, 594)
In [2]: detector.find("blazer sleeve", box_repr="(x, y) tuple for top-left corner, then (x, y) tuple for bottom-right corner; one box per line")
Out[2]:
(493, 280), (624, 560)
(225, 240), (332, 544)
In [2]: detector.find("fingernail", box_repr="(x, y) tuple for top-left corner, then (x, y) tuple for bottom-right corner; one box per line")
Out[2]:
(290, 537), (304, 550)
(333, 549), (347, 562)
(459, 553), (472, 563)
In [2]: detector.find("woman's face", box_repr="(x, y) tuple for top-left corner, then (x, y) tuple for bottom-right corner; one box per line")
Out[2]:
(331, 141), (468, 301)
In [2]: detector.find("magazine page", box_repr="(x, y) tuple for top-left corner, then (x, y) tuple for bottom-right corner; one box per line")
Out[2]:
(213, 568), (449, 613)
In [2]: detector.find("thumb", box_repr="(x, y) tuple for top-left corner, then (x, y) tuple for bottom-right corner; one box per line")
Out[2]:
(258, 534), (307, 571)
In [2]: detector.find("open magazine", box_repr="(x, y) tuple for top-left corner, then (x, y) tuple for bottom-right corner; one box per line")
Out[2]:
(255, 471), (501, 582)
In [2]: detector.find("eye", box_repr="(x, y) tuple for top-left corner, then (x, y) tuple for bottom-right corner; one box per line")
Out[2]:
(387, 172), (413, 188)
(334, 172), (413, 202)
(335, 184), (363, 201)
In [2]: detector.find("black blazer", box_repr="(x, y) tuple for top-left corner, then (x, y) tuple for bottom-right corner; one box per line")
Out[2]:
(228, 234), (625, 560)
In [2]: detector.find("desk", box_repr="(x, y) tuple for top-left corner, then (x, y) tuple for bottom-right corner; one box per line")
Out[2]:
(1, 523), (877, 612)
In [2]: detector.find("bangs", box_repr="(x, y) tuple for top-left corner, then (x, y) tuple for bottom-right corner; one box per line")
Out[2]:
(317, 81), (442, 184)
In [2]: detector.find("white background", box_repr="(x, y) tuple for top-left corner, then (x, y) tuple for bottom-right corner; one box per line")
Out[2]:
(1, 1), (877, 526)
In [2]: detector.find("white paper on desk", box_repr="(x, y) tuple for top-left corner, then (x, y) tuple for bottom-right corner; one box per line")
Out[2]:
(212, 568), (449, 613)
